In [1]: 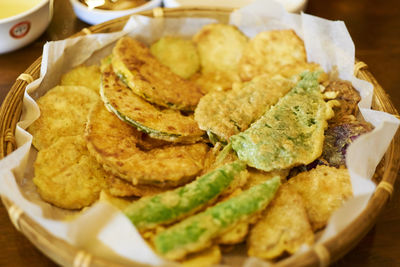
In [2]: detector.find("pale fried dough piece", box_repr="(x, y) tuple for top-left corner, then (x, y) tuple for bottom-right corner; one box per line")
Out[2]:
(279, 61), (328, 83)
(190, 71), (241, 93)
(101, 59), (205, 144)
(106, 175), (167, 197)
(112, 37), (203, 111)
(86, 101), (209, 187)
(150, 36), (200, 79)
(195, 75), (294, 141)
(243, 168), (290, 190)
(239, 30), (307, 81)
(60, 65), (101, 93)
(180, 246), (221, 267)
(33, 136), (107, 209)
(248, 184), (314, 259)
(28, 85), (99, 150)
(287, 165), (353, 230)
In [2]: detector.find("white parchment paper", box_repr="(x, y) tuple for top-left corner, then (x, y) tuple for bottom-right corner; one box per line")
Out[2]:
(0, 0), (398, 265)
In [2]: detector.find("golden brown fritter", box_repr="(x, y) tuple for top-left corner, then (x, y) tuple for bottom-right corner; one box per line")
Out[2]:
(106, 175), (167, 197)
(33, 135), (107, 209)
(239, 30), (307, 81)
(86, 101), (209, 187)
(60, 65), (101, 93)
(112, 37), (203, 111)
(28, 85), (100, 150)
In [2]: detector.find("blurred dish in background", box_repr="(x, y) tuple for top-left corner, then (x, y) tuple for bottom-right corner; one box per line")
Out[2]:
(70, 0), (162, 25)
(0, 0), (53, 54)
(163, 0), (308, 13)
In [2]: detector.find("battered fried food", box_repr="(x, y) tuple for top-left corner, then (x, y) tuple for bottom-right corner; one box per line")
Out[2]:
(33, 135), (107, 209)
(181, 246), (221, 267)
(106, 175), (167, 197)
(248, 184), (314, 259)
(231, 72), (334, 172)
(112, 37), (203, 111)
(190, 71), (241, 93)
(195, 75), (294, 142)
(86, 101), (209, 187)
(287, 165), (353, 230)
(60, 65), (101, 93)
(28, 85), (100, 150)
(101, 58), (205, 143)
(150, 36), (200, 79)
(239, 29), (307, 81)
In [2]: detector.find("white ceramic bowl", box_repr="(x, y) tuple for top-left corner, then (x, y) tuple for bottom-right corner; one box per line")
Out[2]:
(70, 0), (162, 25)
(0, 0), (53, 54)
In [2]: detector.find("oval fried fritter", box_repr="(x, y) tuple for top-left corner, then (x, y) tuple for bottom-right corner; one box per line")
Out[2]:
(60, 65), (101, 93)
(150, 36), (200, 79)
(239, 30), (307, 81)
(28, 85), (100, 150)
(86, 101), (209, 187)
(106, 175), (167, 197)
(33, 135), (107, 209)
(112, 37), (203, 111)
(195, 75), (294, 142)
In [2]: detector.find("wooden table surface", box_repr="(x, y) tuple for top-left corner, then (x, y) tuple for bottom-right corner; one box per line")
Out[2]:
(0, 0), (399, 266)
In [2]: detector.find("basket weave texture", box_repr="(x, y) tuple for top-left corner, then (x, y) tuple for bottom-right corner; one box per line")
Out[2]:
(0, 7), (399, 267)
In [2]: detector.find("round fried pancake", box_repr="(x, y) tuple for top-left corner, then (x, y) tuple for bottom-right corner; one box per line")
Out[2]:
(60, 65), (101, 93)
(33, 135), (107, 209)
(193, 23), (248, 74)
(28, 85), (99, 150)
(106, 175), (167, 197)
(150, 36), (200, 79)
(101, 59), (204, 143)
(239, 30), (307, 81)
(86, 101), (209, 187)
(112, 37), (203, 111)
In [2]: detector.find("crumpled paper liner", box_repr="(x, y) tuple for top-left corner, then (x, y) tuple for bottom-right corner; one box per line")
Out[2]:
(0, 0), (398, 266)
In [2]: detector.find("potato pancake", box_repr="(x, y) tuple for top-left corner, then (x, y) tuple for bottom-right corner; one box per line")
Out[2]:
(195, 75), (294, 142)
(112, 37), (203, 111)
(239, 29), (307, 81)
(287, 165), (353, 230)
(28, 85), (99, 150)
(248, 184), (314, 259)
(150, 36), (200, 79)
(86, 101), (209, 187)
(60, 65), (101, 93)
(101, 58), (205, 143)
(33, 135), (107, 209)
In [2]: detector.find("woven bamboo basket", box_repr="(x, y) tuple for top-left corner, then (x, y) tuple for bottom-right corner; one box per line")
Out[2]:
(0, 7), (399, 267)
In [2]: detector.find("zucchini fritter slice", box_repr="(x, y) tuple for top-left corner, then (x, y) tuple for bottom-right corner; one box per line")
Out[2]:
(150, 36), (200, 79)
(33, 135), (107, 209)
(239, 29), (307, 81)
(60, 65), (101, 93)
(86, 101), (209, 187)
(28, 85), (100, 150)
(101, 58), (204, 143)
(195, 75), (294, 142)
(112, 37), (203, 111)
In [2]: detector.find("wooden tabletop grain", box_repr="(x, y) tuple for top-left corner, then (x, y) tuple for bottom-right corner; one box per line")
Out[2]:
(0, 0), (399, 266)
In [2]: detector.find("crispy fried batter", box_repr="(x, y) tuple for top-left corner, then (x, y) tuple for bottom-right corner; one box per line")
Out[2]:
(60, 65), (101, 93)
(28, 85), (99, 150)
(248, 184), (314, 259)
(33, 135), (107, 209)
(180, 246), (221, 267)
(101, 59), (205, 143)
(112, 37), (203, 111)
(150, 36), (200, 79)
(106, 175), (167, 197)
(239, 30), (307, 81)
(190, 71), (241, 93)
(195, 75), (294, 141)
(287, 165), (353, 230)
(86, 101), (209, 187)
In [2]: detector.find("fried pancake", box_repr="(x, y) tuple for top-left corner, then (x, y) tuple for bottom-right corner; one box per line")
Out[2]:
(195, 75), (294, 142)
(106, 175), (167, 197)
(101, 58), (205, 143)
(28, 85), (100, 150)
(86, 101), (209, 187)
(33, 135), (106, 209)
(190, 71), (241, 93)
(239, 29), (307, 81)
(112, 37), (203, 111)
(150, 36), (200, 79)
(248, 184), (314, 259)
(287, 165), (353, 230)
(60, 65), (101, 93)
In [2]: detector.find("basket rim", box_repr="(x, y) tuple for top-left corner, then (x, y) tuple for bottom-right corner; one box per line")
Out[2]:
(0, 6), (399, 267)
